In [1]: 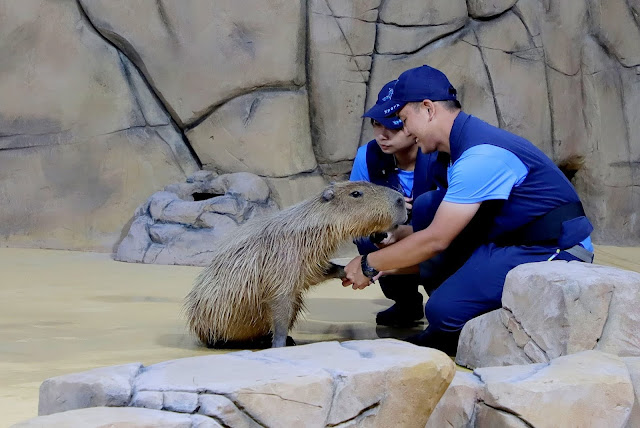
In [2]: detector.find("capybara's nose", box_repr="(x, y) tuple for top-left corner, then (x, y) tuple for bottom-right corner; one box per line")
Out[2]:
(396, 196), (404, 207)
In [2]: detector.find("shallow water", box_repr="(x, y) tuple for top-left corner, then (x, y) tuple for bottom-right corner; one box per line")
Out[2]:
(1, 246), (638, 426)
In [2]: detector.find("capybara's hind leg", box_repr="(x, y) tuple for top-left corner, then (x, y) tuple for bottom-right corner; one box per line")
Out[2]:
(270, 294), (293, 348)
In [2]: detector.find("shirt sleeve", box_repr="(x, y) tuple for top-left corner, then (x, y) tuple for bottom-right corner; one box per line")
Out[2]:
(349, 145), (370, 182)
(443, 145), (528, 204)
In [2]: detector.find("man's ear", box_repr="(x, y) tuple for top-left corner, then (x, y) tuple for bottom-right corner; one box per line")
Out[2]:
(424, 100), (435, 120)
(322, 187), (335, 202)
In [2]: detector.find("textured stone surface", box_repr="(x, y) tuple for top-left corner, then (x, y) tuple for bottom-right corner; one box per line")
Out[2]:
(376, 22), (466, 55)
(472, 12), (552, 154)
(308, 0), (378, 163)
(457, 262), (640, 369)
(467, 0), (518, 18)
(0, 0), (198, 252)
(367, 30), (499, 148)
(2, 0), (640, 250)
(426, 351), (636, 428)
(476, 351), (634, 427)
(36, 339), (455, 428)
(378, 0), (467, 26)
(15, 407), (220, 428)
(186, 90), (316, 177)
(425, 371), (482, 428)
(79, 0), (306, 126)
(264, 173), (328, 208)
(39, 363), (142, 415)
(115, 172), (278, 266)
(625, 357), (640, 428)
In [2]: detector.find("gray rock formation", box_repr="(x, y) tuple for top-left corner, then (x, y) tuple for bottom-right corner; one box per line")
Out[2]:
(308, 0), (379, 163)
(1, 0), (639, 251)
(34, 339), (455, 428)
(429, 351), (637, 428)
(456, 261), (640, 369)
(186, 89), (317, 177)
(13, 407), (219, 428)
(115, 171), (278, 266)
(78, 0), (306, 127)
(0, 0), (199, 251)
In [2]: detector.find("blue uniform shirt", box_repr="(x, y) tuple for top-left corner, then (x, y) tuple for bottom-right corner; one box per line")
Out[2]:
(444, 144), (593, 251)
(350, 145), (414, 198)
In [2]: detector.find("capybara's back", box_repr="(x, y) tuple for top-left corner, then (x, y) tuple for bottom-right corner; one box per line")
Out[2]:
(184, 181), (407, 347)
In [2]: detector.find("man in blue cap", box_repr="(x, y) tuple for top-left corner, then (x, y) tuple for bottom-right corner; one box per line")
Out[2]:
(350, 80), (449, 327)
(342, 65), (595, 355)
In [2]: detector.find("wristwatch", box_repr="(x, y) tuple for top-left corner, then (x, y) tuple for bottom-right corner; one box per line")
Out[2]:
(360, 254), (379, 279)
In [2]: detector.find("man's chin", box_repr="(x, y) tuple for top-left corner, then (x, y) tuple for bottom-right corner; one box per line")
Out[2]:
(417, 142), (435, 154)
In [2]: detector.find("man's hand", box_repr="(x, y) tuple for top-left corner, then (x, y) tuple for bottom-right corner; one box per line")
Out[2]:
(341, 256), (373, 290)
(404, 196), (413, 211)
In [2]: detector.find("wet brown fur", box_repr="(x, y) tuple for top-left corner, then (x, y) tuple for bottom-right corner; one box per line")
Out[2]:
(183, 181), (407, 347)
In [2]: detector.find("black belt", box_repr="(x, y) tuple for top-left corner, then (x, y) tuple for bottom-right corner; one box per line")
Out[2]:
(493, 201), (586, 247)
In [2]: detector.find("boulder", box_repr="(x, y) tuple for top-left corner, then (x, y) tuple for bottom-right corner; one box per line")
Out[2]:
(625, 357), (640, 428)
(14, 407), (219, 428)
(0, 0), (198, 252)
(574, 37), (640, 245)
(425, 371), (482, 428)
(457, 261), (640, 369)
(79, 0), (306, 126)
(39, 363), (143, 416)
(472, 11), (552, 154)
(427, 351), (636, 428)
(37, 339), (455, 428)
(378, 0), (467, 26)
(186, 89), (316, 177)
(467, 0), (517, 18)
(587, 0), (640, 67)
(264, 173), (328, 208)
(367, 31), (498, 147)
(308, 0), (378, 163)
(475, 351), (634, 427)
(115, 171), (278, 266)
(376, 22), (466, 55)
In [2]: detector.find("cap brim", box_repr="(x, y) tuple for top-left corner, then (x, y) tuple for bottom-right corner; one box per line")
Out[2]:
(362, 104), (402, 129)
(384, 100), (407, 117)
(364, 100), (403, 118)
(376, 116), (403, 130)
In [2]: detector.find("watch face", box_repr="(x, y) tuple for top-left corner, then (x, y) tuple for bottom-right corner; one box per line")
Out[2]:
(361, 255), (378, 278)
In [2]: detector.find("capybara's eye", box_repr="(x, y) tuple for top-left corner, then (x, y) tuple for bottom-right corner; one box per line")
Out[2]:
(350, 191), (363, 198)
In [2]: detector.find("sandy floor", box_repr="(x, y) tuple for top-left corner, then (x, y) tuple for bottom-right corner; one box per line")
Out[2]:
(1, 246), (639, 426)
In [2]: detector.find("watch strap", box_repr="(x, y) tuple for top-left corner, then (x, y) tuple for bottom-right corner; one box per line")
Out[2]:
(361, 254), (379, 279)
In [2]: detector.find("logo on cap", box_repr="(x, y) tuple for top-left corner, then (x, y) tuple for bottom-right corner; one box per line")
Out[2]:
(382, 87), (394, 102)
(384, 104), (400, 115)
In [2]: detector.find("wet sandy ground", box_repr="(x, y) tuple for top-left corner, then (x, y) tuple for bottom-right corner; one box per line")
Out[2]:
(1, 246), (639, 426)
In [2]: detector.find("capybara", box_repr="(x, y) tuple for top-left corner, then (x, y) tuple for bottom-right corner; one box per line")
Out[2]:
(184, 181), (407, 348)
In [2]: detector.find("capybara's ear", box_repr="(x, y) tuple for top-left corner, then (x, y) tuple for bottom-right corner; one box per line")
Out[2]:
(322, 187), (335, 202)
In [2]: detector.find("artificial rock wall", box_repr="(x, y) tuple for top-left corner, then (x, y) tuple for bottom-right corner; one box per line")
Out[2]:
(1, 0), (638, 251)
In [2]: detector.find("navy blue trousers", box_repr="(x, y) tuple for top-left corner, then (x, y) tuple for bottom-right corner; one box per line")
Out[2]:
(409, 190), (584, 354)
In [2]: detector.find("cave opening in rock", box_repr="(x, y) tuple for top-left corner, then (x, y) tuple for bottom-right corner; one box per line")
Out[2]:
(557, 157), (585, 182)
(192, 192), (224, 201)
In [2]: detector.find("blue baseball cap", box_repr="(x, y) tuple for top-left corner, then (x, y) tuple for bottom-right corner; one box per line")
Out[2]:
(386, 65), (458, 115)
(362, 80), (404, 130)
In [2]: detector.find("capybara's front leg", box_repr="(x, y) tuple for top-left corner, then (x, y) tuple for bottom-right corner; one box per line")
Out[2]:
(270, 294), (293, 348)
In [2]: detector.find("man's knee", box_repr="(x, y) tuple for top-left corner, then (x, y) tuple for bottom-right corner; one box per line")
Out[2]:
(424, 295), (459, 331)
(412, 189), (446, 232)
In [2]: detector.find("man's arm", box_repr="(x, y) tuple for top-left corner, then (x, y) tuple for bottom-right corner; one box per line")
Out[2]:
(342, 201), (481, 289)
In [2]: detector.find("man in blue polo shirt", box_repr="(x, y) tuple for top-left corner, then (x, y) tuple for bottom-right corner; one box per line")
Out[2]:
(342, 65), (594, 355)
(350, 80), (449, 327)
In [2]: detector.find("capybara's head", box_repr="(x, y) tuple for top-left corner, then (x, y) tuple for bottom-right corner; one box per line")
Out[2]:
(315, 181), (407, 238)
